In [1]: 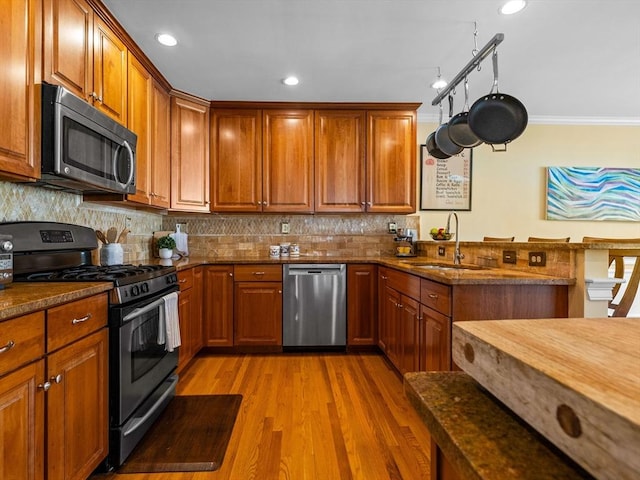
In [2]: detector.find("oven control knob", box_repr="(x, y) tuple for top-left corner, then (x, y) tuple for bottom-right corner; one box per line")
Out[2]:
(131, 285), (140, 297)
(0, 240), (12, 252)
(141, 282), (149, 293)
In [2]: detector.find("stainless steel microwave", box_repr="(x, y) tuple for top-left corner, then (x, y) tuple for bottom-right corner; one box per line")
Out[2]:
(39, 83), (136, 194)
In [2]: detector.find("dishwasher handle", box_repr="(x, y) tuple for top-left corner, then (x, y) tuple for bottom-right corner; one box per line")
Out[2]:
(286, 264), (345, 276)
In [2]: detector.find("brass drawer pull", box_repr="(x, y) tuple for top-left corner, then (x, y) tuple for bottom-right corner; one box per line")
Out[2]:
(428, 293), (439, 299)
(0, 340), (15, 354)
(72, 313), (92, 325)
(252, 271), (265, 276)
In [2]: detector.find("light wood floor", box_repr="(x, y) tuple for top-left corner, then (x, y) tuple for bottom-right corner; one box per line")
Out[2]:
(95, 352), (432, 480)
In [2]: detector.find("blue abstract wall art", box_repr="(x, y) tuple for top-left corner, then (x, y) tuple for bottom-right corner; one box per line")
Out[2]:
(547, 167), (640, 221)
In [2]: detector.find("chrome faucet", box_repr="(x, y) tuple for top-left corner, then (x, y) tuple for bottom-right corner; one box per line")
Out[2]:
(446, 211), (464, 265)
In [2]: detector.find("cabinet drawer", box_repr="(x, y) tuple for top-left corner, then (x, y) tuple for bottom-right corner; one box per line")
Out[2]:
(380, 267), (420, 300)
(47, 294), (108, 352)
(177, 268), (194, 291)
(0, 312), (45, 377)
(234, 264), (282, 282)
(420, 278), (452, 316)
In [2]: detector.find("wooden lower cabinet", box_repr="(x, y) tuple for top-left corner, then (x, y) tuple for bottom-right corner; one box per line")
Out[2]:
(0, 360), (45, 480)
(203, 265), (234, 347)
(346, 264), (378, 346)
(177, 267), (204, 371)
(46, 328), (108, 480)
(420, 305), (452, 372)
(233, 265), (282, 347)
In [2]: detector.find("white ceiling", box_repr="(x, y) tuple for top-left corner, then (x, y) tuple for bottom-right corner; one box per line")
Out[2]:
(102, 0), (640, 125)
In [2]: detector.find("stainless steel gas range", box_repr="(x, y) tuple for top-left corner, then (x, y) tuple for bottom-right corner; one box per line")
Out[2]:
(0, 221), (180, 469)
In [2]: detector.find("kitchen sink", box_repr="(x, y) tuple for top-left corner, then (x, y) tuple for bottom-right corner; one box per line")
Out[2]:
(400, 261), (486, 271)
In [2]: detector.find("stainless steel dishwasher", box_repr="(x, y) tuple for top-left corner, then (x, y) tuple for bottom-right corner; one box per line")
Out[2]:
(283, 264), (347, 348)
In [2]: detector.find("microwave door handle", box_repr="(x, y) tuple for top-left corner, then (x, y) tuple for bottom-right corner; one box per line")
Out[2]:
(113, 140), (135, 189)
(122, 296), (166, 323)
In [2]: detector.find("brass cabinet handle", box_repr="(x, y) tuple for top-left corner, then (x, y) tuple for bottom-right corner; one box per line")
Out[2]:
(0, 340), (15, 354)
(252, 271), (265, 276)
(428, 293), (438, 299)
(72, 313), (92, 325)
(179, 279), (187, 283)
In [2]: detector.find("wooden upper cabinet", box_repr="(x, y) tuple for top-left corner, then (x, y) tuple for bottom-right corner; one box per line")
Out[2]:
(366, 110), (417, 213)
(43, 0), (93, 101)
(211, 109), (262, 212)
(126, 53), (152, 205)
(150, 80), (171, 208)
(0, 0), (40, 181)
(262, 109), (314, 213)
(315, 110), (366, 212)
(170, 93), (210, 212)
(93, 16), (127, 124)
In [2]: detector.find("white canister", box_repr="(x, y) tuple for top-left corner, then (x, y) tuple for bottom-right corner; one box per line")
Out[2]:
(280, 243), (291, 257)
(269, 245), (280, 257)
(100, 243), (124, 266)
(290, 244), (300, 256)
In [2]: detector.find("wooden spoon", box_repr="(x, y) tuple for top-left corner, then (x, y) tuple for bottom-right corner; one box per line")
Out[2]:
(96, 230), (108, 244)
(117, 228), (130, 243)
(106, 227), (118, 243)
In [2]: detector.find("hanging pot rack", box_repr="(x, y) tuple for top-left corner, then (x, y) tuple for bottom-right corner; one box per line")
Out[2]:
(431, 33), (504, 106)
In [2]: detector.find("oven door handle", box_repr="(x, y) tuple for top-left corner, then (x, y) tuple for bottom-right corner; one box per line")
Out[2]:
(123, 375), (179, 436)
(122, 294), (173, 323)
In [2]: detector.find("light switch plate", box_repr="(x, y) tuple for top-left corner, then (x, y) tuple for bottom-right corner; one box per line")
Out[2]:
(388, 222), (397, 234)
(281, 222), (290, 234)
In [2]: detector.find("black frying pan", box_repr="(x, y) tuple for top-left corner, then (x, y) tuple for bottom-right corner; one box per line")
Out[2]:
(426, 132), (450, 159)
(448, 77), (482, 148)
(468, 50), (528, 147)
(435, 96), (463, 156)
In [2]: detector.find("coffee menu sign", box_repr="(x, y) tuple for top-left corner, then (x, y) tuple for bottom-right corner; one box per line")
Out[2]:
(420, 145), (472, 211)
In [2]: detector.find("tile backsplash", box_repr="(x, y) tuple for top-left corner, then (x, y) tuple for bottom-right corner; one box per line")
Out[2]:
(1, 181), (419, 261)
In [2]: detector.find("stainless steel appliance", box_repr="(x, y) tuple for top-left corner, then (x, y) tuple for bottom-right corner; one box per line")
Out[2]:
(39, 82), (137, 194)
(283, 264), (347, 348)
(0, 234), (13, 289)
(0, 221), (179, 469)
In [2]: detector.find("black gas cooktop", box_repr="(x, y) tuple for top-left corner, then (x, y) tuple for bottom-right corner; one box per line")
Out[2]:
(17, 263), (172, 285)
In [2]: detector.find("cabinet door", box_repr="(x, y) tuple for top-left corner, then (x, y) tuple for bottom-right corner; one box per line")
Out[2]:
(315, 110), (366, 212)
(420, 305), (451, 372)
(203, 266), (234, 347)
(46, 329), (108, 480)
(150, 80), (171, 208)
(177, 286), (193, 372)
(347, 264), (378, 345)
(126, 53), (152, 204)
(400, 295), (420, 374)
(234, 282), (282, 346)
(0, 360), (44, 480)
(93, 16), (127, 124)
(262, 109), (314, 212)
(211, 109), (263, 212)
(366, 110), (416, 213)
(381, 286), (401, 369)
(43, 0), (93, 101)
(171, 95), (210, 212)
(191, 267), (204, 353)
(0, 0), (39, 181)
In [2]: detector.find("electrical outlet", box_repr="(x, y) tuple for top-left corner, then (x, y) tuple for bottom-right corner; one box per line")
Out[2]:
(528, 251), (547, 266)
(281, 222), (290, 234)
(438, 246), (446, 256)
(388, 222), (397, 234)
(125, 217), (132, 230)
(502, 250), (517, 264)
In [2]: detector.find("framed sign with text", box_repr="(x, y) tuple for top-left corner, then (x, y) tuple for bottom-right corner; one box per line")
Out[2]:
(420, 145), (472, 211)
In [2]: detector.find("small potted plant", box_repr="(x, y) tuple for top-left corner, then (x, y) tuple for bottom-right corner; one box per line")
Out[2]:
(156, 235), (176, 259)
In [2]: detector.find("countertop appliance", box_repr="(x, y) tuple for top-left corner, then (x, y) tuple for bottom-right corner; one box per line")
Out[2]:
(0, 221), (179, 469)
(283, 264), (346, 348)
(39, 82), (137, 194)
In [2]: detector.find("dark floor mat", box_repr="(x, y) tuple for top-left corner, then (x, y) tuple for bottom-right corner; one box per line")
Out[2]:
(118, 394), (242, 473)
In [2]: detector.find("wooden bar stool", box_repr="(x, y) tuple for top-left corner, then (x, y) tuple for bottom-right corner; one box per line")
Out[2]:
(483, 236), (515, 241)
(527, 236), (570, 242)
(583, 237), (640, 317)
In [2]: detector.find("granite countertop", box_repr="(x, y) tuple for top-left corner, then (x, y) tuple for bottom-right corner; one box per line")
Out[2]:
(152, 255), (574, 286)
(404, 371), (594, 480)
(0, 282), (113, 322)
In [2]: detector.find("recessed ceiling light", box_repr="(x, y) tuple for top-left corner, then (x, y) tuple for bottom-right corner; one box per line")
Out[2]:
(431, 78), (448, 89)
(499, 0), (527, 15)
(282, 76), (299, 86)
(155, 33), (177, 47)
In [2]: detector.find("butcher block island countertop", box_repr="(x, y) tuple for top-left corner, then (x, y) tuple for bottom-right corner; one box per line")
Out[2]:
(452, 318), (640, 480)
